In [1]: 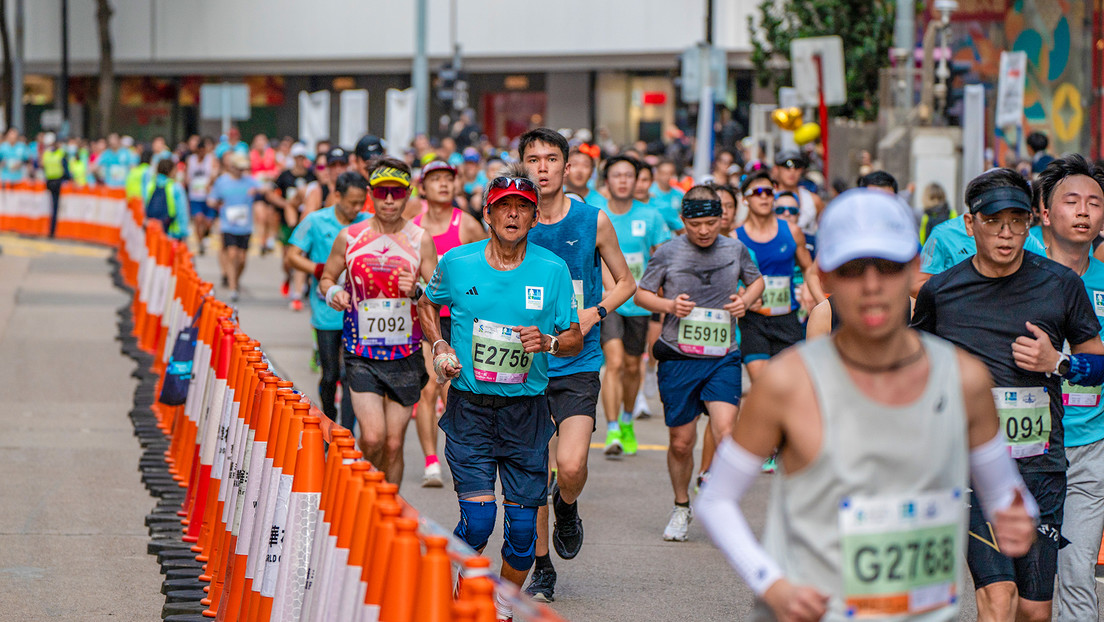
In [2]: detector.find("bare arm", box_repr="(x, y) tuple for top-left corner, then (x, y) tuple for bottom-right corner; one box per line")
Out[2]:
(317, 230), (351, 311)
(791, 224), (825, 304)
(302, 183), (323, 215)
(960, 350), (1000, 449)
(805, 299), (833, 340)
(285, 245), (317, 276)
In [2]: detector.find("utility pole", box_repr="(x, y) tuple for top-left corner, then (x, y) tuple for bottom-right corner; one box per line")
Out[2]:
(60, 0), (69, 136)
(12, 0), (24, 131)
(412, 0), (428, 136)
(691, 0), (715, 181)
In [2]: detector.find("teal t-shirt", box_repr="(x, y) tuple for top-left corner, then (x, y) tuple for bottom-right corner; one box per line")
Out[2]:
(97, 148), (137, 187)
(919, 214), (1047, 275)
(602, 200), (672, 316)
(288, 206), (370, 331)
(424, 239), (578, 396)
(1063, 257), (1104, 447)
(580, 190), (607, 210)
(0, 142), (28, 183)
(1028, 225), (1045, 249)
(650, 183), (685, 232)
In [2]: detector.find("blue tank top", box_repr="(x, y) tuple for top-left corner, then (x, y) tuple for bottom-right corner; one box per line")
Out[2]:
(529, 199), (603, 375)
(736, 218), (799, 315)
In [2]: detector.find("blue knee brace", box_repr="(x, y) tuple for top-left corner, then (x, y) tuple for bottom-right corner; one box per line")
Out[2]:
(455, 499), (496, 551)
(501, 503), (538, 571)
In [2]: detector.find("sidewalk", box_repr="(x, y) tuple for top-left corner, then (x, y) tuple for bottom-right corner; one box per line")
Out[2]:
(0, 233), (163, 620)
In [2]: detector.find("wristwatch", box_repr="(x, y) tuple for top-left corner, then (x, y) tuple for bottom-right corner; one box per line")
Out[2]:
(1055, 353), (1071, 376)
(548, 334), (560, 355)
(596, 305), (607, 320)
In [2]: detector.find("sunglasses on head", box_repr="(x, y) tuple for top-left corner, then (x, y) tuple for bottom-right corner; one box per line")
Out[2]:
(835, 257), (909, 278)
(774, 205), (800, 215)
(744, 186), (773, 198)
(489, 176), (538, 194)
(371, 186), (410, 201)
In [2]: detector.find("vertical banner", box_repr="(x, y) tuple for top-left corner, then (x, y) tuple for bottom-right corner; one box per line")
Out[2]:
(339, 90), (369, 151)
(962, 84), (986, 192)
(385, 88), (416, 158)
(996, 51), (1027, 128)
(298, 90), (331, 153)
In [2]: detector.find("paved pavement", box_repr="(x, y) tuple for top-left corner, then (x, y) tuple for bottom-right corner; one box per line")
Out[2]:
(4, 231), (1104, 620)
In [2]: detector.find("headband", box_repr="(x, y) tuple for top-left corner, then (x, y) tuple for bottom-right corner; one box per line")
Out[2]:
(681, 198), (723, 219)
(969, 186), (1031, 214)
(369, 165), (411, 188)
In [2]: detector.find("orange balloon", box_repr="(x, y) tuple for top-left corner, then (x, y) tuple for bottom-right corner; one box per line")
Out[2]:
(784, 107), (804, 130)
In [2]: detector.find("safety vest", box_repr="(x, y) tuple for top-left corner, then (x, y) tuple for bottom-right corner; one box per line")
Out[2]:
(920, 207), (958, 245)
(68, 149), (89, 187)
(144, 175), (182, 238)
(42, 148), (67, 181)
(126, 163), (150, 201)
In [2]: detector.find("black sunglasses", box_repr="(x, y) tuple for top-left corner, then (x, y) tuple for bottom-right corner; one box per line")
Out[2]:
(774, 206), (800, 216)
(836, 257), (909, 278)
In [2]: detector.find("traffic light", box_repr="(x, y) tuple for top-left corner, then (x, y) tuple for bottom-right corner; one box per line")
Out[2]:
(436, 64), (468, 111)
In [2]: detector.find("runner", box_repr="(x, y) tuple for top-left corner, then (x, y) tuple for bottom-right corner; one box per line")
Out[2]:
(93, 132), (135, 189)
(185, 136), (218, 255)
(207, 152), (262, 302)
(0, 128), (29, 185)
(302, 146), (350, 214)
(599, 155), (670, 458)
(286, 171), (371, 432)
(1027, 156), (1104, 621)
(563, 147), (606, 208)
(635, 185), (763, 542)
(417, 162), (582, 621)
(410, 159), (486, 488)
(520, 128), (635, 602)
(911, 168), (1104, 621)
(772, 149), (822, 237)
(651, 158), (686, 233)
(695, 187), (1037, 621)
(143, 158), (189, 241)
(317, 157), (436, 486)
(268, 143), (317, 311)
(735, 169), (824, 381)
(855, 170), (899, 194)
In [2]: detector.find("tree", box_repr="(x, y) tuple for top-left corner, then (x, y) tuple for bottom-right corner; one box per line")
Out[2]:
(95, 0), (114, 136)
(748, 0), (896, 121)
(0, 0), (11, 129)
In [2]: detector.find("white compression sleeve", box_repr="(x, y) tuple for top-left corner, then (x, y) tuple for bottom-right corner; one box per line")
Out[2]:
(693, 438), (783, 596)
(969, 433), (1039, 522)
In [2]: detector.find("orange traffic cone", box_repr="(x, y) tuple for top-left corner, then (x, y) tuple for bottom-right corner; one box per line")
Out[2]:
(453, 601), (477, 622)
(365, 501), (403, 606)
(379, 517), (422, 622)
(466, 577), (498, 622)
(412, 536), (453, 622)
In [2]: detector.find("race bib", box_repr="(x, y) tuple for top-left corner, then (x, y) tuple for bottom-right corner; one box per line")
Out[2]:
(992, 387), (1050, 459)
(356, 298), (414, 347)
(631, 220), (647, 237)
(625, 252), (644, 282)
(189, 175), (210, 197)
(108, 164), (127, 183)
(760, 275), (792, 315)
(223, 204), (250, 228)
(573, 279), (584, 313)
(677, 307), (731, 356)
(1062, 380), (1101, 408)
(471, 319), (531, 384)
(840, 488), (962, 618)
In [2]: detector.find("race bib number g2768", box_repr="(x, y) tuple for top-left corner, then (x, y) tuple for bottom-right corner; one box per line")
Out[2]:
(471, 319), (531, 384)
(677, 307), (731, 356)
(840, 488), (963, 618)
(356, 298), (414, 346)
(992, 386), (1050, 459)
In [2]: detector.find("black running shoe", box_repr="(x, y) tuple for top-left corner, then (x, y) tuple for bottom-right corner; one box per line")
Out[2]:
(552, 484), (584, 560)
(524, 564), (556, 603)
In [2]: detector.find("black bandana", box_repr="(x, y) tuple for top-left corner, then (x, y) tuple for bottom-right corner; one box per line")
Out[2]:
(681, 198), (722, 219)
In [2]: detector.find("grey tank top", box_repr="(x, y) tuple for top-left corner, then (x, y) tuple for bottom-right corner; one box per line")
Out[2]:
(752, 333), (969, 622)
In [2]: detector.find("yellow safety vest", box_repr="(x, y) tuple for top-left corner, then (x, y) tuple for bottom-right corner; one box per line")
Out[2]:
(920, 208), (958, 245)
(126, 163), (150, 201)
(42, 148), (67, 181)
(68, 149), (89, 187)
(144, 174), (182, 237)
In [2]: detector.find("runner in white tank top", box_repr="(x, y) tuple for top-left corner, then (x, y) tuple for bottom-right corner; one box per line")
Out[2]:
(693, 189), (1038, 621)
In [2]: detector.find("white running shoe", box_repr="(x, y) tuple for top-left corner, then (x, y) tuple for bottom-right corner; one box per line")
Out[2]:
(632, 391), (652, 419)
(422, 462), (444, 488)
(663, 505), (693, 542)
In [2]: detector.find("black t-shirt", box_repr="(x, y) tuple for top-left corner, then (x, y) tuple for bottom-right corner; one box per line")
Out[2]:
(911, 252), (1100, 473)
(273, 169), (317, 224)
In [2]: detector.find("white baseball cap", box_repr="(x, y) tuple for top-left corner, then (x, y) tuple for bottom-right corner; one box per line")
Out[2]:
(289, 142), (309, 159)
(816, 188), (919, 272)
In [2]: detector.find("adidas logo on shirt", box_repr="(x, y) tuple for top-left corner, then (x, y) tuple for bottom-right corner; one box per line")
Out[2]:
(466, 286), (479, 295)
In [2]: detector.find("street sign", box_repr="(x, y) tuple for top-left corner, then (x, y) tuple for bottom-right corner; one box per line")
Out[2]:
(680, 44), (727, 104)
(791, 36), (846, 106)
(995, 51), (1027, 127)
(200, 83), (250, 121)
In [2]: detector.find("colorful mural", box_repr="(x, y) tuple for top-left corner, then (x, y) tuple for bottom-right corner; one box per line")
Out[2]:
(945, 0), (1090, 159)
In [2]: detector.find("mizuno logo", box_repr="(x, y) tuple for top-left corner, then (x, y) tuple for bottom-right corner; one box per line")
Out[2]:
(565, 240), (578, 246)
(466, 287), (479, 295)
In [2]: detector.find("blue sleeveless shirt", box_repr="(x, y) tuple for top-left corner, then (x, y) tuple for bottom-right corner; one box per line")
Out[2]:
(736, 218), (800, 316)
(530, 198), (603, 375)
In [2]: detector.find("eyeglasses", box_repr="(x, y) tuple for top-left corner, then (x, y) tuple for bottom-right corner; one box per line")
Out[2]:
(371, 186), (410, 201)
(489, 176), (538, 194)
(315, 165), (327, 171)
(835, 257), (909, 278)
(744, 186), (773, 198)
(774, 205), (800, 216)
(976, 214), (1029, 236)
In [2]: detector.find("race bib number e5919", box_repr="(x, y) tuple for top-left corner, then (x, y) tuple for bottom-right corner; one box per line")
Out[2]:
(677, 307), (731, 356)
(471, 319), (531, 384)
(840, 488), (963, 618)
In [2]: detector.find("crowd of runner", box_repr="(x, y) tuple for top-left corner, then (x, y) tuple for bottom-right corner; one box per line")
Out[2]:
(23, 120), (1104, 620)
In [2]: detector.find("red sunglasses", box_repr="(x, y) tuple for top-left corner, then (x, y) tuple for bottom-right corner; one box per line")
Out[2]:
(371, 186), (410, 201)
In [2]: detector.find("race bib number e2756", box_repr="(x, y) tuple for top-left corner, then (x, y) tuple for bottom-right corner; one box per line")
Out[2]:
(471, 319), (531, 384)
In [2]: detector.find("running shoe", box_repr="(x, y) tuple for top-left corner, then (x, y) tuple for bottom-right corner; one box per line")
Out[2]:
(604, 428), (623, 458)
(422, 462), (444, 488)
(551, 482), (583, 559)
(632, 391), (652, 419)
(643, 366), (658, 398)
(309, 347), (320, 373)
(663, 505), (693, 542)
(619, 420), (638, 456)
(524, 564), (557, 603)
(290, 298), (303, 312)
(281, 280), (290, 298)
(228, 290), (240, 304)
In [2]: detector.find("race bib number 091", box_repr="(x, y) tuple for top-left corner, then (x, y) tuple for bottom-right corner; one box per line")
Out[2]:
(992, 386), (1050, 459)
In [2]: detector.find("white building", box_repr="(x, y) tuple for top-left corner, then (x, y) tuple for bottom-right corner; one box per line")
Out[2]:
(21, 0), (757, 145)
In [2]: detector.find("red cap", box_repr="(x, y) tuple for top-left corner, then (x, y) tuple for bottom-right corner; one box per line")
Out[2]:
(484, 177), (538, 209)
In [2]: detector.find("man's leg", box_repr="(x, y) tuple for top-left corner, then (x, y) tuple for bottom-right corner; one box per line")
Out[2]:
(226, 246), (246, 293)
(620, 353), (643, 414)
(316, 329), (343, 422)
(668, 421), (697, 505)
(1055, 440), (1104, 621)
(968, 486), (1020, 622)
(349, 389), (386, 468)
(975, 583), (1018, 622)
(601, 339), (625, 457)
(47, 180), (62, 237)
(381, 397), (414, 486)
(415, 345), (444, 482)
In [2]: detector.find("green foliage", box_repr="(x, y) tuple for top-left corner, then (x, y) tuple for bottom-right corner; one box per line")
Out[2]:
(748, 0), (897, 121)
